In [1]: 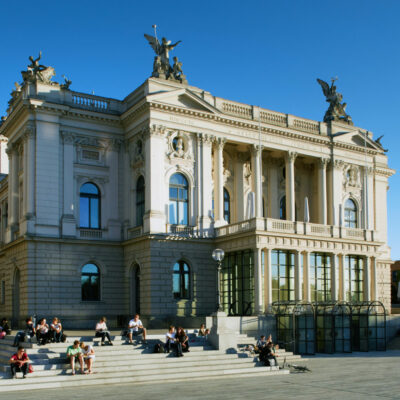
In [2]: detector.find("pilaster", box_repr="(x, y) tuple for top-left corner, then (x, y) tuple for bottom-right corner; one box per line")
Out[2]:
(285, 151), (297, 221)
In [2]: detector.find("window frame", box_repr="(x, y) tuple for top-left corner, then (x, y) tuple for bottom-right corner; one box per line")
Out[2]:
(79, 182), (101, 229)
(169, 173), (189, 226)
(81, 263), (101, 302)
(173, 260), (190, 300)
(136, 176), (145, 227)
(223, 187), (231, 224)
(344, 198), (358, 228)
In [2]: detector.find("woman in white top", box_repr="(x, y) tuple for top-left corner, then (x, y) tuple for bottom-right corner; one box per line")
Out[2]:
(80, 342), (95, 374)
(50, 317), (63, 343)
(36, 318), (50, 345)
(95, 317), (113, 346)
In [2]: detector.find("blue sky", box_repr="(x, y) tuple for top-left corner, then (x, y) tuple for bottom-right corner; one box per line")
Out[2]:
(1, 1), (399, 259)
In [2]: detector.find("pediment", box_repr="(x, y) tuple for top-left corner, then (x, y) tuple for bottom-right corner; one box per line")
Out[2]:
(335, 130), (382, 151)
(146, 89), (220, 114)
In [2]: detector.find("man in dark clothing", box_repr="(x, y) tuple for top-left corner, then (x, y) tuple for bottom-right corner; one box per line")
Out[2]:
(259, 342), (278, 367)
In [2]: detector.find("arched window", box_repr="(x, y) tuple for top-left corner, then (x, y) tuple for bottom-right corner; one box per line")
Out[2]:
(280, 196), (286, 220)
(344, 198), (357, 228)
(80, 183), (100, 229)
(81, 263), (100, 301)
(136, 176), (145, 226)
(223, 188), (230, 223)
(169, 173), (188, 225)
(173, 261), (190, 299)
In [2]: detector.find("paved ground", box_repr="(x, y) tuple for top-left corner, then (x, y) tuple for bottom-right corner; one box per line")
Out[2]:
(6, 350), (400, 400)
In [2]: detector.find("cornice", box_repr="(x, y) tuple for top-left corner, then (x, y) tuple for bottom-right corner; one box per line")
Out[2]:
(148, 102), (383, 158)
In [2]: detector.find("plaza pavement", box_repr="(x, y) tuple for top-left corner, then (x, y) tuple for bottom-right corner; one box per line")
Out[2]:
(5, 350), (400, 400)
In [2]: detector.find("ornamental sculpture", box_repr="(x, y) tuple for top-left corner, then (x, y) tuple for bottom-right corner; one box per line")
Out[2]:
(144, 26), (187, 84)
(21, 51), (56, 84)
(317, 78), (353, 125)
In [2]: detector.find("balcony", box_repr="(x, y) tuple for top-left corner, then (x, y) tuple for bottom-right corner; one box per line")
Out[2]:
(215, 218), (375, 241)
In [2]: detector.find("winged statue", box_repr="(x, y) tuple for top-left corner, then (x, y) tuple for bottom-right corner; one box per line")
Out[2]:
(317, 78), (352, 125)
(144, 29), (184, 81)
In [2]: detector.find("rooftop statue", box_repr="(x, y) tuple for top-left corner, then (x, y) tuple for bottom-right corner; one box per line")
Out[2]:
(21, 51), (56, 84)
(317, 78), (353, 125)
(144, 26), (186, 83)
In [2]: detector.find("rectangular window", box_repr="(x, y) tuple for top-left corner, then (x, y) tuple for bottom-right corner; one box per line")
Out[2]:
(221, 250), (255, 315)
(345, 255), (364, 302)
(310, 253), (331, 302)
(82, 150), (100, 161)
(271, 250), (295, 302)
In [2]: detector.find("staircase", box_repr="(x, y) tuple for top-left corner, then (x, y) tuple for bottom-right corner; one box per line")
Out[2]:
(0, 331), (293, 392)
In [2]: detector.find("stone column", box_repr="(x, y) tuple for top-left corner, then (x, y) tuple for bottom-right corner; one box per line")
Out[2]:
(61, 132), (76, 236)
(143, 126), (167, 233)
(234, 153), (246, 221)
(251, 144), (263, 218)
(214, 138), (226, 226)
(331, 253), (339, 301)
(285, 151), (297, 221)
(303, 251), (311, 302)
(294, 250), (302, 301)
(318, 158), (328, 225)
(198, 133), (214, 231)
(264, 248), (272, 310)
(7, 146), (19, 229)
(371, 257), (378, 301)
(329, 159), (344, 225)
(268, 158), (280, 218)
(254, 248), (264, 314)
(364, 166), (374, 230)
(364, 256), (371, 301)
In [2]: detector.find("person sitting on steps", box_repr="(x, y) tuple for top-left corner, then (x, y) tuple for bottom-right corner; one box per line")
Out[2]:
(80, 341), (95, 374)
(95, 317), (113, 346)
(13, 317), (35, 347)
(50, 317), (63, 343)
(66, 340), (84, 375)
(165, 325), (181, 356)
(259, 341), (278, 367)
(176, 327), (190, 354)
(9, 346), (30, 379)
(127, 314), (147, 344)
(198, 323), (210, 337)
(36, 318), (50, 345)
(255, 335), (267, 354)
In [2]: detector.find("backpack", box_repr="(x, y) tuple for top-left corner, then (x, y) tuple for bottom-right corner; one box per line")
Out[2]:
(153, 343), (165, 353)
(61, 333), (67, 343)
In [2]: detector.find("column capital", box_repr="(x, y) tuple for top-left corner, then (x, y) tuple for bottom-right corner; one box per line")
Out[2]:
(251, 143), (263, 156)
(332, 159), (346, 170)
(319, 157), (329, 168)
(215, 137), (226, 150)
(148, 124), (166, 138)
(61, 130), (75, 145)
(286, 151), (298, 162)
(22, 124), (36, 142)
(197, 132), (214, 145)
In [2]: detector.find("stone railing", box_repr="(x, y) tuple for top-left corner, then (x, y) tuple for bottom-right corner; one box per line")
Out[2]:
(260, 110), (286, 127)
(79, 229), (103, 239)
(221, 101), (252, 119)
(215, 218), (375, 242)
(292, 117), (320, 134)
(307, 222), (332, 237)
(66, 91), (121, 114)
(168, 225), (195, 236)
(217, 98), (327, 135)
(215, 220), (256, 237)
(128, 226), (143, 239)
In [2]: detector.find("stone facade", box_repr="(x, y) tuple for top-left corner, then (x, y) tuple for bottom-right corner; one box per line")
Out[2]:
(0, 61), (395, 328)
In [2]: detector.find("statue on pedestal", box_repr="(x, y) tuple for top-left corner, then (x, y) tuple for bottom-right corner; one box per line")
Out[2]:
(317, 78), (353, 125)
(144, 26), (186, 83)
(21, 51), (56, 84)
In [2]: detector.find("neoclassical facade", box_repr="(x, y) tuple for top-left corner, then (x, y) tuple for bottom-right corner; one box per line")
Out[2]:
(0, 55), (394, 327)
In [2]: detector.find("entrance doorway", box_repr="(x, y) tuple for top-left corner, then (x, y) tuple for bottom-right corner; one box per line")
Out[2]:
(130, 264), (140, 315)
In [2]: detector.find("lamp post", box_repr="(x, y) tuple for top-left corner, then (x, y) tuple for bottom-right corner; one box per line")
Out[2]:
(212, 248), (225, 312)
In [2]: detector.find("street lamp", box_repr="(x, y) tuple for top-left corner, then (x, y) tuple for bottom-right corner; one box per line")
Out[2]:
(212, 248), (225, 312)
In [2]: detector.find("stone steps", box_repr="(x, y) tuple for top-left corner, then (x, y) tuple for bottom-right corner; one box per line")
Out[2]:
(0, 367), (288, 392)
(0, 332), (305, 392)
